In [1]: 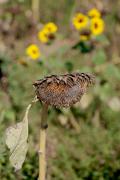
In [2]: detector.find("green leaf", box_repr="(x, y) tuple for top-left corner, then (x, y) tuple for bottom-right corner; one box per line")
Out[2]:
(72, 41), (94, 53)
(4, 109), (15, 121)
(95, 83), (113, 102)
(92, 49), (107, 65)
(64, 61), (73, 72)
(95, 35), (110, 45)
(5, 103), (32, 170)
(105, 64), (120, 80)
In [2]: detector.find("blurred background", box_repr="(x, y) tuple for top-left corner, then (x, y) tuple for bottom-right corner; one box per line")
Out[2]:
(0, 0), (120, 179)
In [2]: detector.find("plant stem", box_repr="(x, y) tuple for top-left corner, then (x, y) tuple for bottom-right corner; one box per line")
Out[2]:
(32, 0), (40, 23)
(39, 104), (48, 180)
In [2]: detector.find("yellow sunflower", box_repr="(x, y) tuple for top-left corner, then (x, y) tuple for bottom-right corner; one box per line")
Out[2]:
(38, 28), (49, 43)
(44, 22), (58, 33)
(72, 13), (89, 30)
(26, 44), (41, 60)
(88, 8), (101, 18)
(90, 17), (104, 35)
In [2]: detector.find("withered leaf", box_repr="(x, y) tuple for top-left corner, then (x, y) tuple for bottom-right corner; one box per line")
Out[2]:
(5, 103), (32, 170)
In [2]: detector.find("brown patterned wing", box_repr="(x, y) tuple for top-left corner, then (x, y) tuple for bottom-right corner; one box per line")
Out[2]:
(33, 73), (95, 107)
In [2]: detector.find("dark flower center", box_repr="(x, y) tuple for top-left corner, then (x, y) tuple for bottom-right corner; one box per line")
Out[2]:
(78, 18), (83, 23)
(94, 23), (98, 29)
(32, 50), (37, 54)
(48, 33), (55, 40)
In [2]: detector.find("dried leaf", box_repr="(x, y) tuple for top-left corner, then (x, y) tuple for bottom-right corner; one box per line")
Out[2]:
(5, 103), (32, 170)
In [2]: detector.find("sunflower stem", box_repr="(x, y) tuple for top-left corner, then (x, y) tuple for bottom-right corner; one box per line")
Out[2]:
(38, 104), (48, 180)
(32, 0), (40, 23)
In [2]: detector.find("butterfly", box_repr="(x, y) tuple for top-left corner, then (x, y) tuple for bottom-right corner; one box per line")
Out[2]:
(33, 73), (95, 108)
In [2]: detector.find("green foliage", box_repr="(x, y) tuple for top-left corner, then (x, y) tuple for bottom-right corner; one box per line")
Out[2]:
(73, 41), (94, 53)
(105, 64), (120, 80)
(64, 61), (74, 72)
(92, 49), (107, 65)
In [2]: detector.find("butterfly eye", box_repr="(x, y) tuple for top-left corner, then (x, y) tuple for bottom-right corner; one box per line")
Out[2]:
(33, 73), (95, 107)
